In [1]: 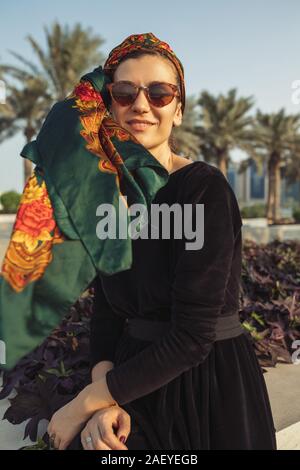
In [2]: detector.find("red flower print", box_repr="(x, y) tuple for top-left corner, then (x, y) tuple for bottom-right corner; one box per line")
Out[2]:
(15, 200), (56, 239)
(74, 82), (102, 104)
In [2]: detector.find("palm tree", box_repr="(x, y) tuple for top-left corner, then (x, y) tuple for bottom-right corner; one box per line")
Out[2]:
(0, 22), (106, 184)
(249, 109), (300, 224)
(23, 22), (106, 100)
(195, 89), (254, 177)
(172, 96), (202, 159)
(282, 151), (300, 186)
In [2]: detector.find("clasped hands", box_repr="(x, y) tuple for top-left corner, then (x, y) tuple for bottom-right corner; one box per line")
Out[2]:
(47, 376), (130, 450)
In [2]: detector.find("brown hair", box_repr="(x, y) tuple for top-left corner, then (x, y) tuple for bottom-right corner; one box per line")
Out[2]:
(108, 50), (181, 153)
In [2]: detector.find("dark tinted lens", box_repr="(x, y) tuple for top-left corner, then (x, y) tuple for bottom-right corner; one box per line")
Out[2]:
(112, 82), (136, 105)
(148, 83), (174, 106)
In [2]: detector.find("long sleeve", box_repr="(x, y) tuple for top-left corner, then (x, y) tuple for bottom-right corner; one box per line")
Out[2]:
(106, 172), (240, 405)
(89, 275), (126, 373)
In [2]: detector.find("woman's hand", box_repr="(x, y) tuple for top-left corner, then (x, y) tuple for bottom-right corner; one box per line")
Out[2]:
(81, 406), (131, 450)
(47, 375), (118, 450)
(47, 399), (88, 450)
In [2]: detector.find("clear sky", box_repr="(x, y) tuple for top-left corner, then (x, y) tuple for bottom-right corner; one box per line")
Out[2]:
(0, 0), (300, 192)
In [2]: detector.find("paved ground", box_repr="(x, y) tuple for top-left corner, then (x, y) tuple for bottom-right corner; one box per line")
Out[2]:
(276, 422), (300, 450)
(0, 216), (13, 264)
(0, 240), (8, 264)
(264, 363), (300, 431)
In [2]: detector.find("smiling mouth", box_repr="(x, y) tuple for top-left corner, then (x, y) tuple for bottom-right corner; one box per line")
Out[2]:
(127, 121), (156, 131)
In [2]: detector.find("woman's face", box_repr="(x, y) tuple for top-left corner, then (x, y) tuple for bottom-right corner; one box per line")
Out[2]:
(109, 55), (182, 151)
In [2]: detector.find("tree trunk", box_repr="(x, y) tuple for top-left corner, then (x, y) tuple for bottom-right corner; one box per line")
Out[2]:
(267, 161), (275, 223)
(273, 160), (281, 223)
(24, 158), (33, 184)
(23, 126), (35, 185)
(218, 149), (228, 178)
(267, 152), (281, 224)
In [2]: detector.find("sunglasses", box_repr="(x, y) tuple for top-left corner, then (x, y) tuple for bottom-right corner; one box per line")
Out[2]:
(106, 81), (180, 107)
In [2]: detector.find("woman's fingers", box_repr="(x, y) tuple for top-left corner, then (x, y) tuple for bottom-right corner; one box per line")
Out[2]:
(98, 409), (130, 450)
(81, 430), (94, 450)
(99, 415), (128, 450)
(48, 428), (69, 451)
(81, 432), (95, 450)
(47, 402), (85, 450)
(115, 411), (131, 444)
(79, 407), (131, 450)
(81, 425), (111, 451)
(92, 423), (114, 450)
(54, 435), (61, 450)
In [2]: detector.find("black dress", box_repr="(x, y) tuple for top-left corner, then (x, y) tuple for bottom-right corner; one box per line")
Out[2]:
(80, 161), (277, 450)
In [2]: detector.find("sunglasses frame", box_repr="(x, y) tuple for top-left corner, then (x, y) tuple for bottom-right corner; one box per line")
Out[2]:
(106, 80), (181, 107)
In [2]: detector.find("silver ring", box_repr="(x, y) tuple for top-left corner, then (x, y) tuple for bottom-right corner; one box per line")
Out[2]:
(85, 436), (92, 444)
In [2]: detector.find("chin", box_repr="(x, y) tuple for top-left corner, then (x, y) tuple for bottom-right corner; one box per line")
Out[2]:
(131, 133), (151, 144)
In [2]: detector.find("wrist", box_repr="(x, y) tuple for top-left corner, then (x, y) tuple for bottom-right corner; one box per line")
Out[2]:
(91, 361), (114, 382)
(79, 378), (117, 418)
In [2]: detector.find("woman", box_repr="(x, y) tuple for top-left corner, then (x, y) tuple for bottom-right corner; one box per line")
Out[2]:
(47, 32), (277, 451)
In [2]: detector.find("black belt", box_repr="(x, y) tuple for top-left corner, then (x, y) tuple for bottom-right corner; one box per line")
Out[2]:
(125, 312), (244, 342)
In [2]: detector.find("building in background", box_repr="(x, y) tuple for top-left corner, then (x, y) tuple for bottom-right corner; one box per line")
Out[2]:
(227, 159), (300, 212)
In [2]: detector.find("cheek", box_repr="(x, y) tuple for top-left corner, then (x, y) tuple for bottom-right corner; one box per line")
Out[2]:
(156, 109), (175, 130)
(110, 103), (125, 120)
(110, 101), (125, 116)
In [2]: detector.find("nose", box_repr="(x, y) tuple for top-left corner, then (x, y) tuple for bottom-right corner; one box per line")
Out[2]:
(131, 88), (151, 112)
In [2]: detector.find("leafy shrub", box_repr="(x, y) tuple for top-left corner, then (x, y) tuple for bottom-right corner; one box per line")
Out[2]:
(240, 203), (266, 218)
(240, 239), (300, 367)
(0, 191), (21, 213)
(293, 206), (300, 223)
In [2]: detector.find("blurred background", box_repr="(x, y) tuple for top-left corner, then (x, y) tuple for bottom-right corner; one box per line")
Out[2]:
(0, 0), (300, 451)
